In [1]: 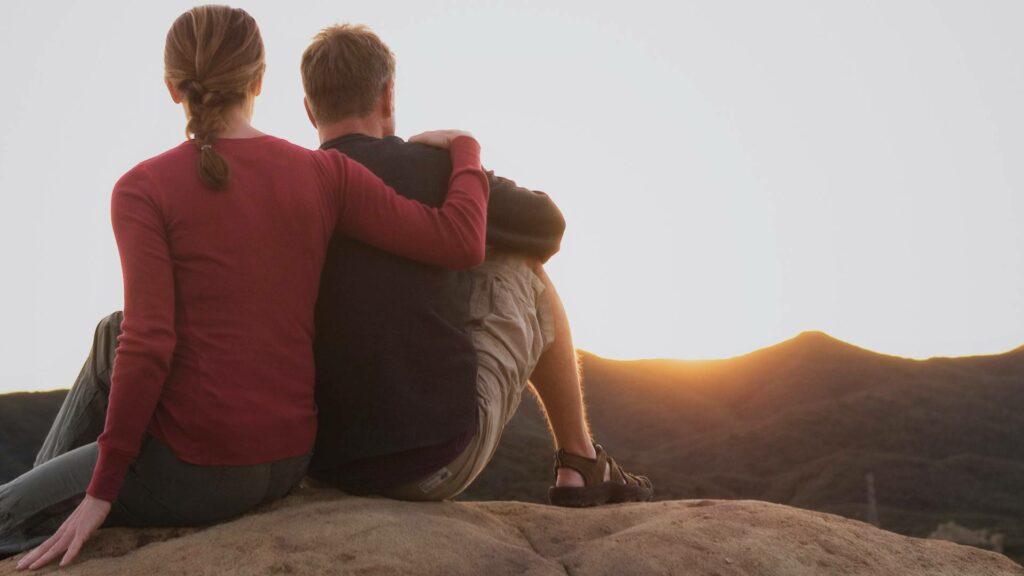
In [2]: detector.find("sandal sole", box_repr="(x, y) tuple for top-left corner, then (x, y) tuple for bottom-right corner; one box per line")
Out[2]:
(548, 482), (654, 508)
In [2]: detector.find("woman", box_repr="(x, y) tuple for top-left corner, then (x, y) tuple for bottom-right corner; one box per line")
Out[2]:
(2, 5), (488, 569)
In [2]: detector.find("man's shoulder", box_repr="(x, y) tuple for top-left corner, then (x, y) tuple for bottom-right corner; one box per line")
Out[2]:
(323, 135), (451, 205)
(326, 134), (448, 165)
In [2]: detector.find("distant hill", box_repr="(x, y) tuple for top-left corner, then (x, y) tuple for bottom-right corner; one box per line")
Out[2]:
(461, 333), (1024, 563)
(2, 333), (1022, 563)
(0, 390), (66, 480)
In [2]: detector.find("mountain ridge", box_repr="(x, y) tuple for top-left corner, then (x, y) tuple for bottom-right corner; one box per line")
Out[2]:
(593, 330), (1024, 366)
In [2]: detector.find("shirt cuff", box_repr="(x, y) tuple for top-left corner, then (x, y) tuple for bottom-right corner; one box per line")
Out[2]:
(86, 445), (135, 502)
(449, 136), (482, 173)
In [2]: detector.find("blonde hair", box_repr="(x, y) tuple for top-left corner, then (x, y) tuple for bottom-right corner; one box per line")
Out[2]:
(300, 24), (396, 125)
(164, 5), (265, 190)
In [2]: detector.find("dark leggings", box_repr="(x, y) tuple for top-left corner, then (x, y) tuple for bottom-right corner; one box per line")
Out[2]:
(0, 313), (310, 558)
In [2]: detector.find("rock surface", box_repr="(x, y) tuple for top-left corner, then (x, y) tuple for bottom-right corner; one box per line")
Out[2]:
(2, 488), (1021, 575)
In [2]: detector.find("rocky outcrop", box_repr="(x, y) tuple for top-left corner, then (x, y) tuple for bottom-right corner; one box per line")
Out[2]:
(2, 488), (1021, 575)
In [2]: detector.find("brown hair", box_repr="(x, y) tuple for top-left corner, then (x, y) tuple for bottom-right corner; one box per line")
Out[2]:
(300, 24), (395, 125)
(164, 5), (265, 190)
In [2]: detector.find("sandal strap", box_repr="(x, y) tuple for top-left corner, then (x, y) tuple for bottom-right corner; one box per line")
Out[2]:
(606, 455), (652, 489)
(554, 444), (652, 489)
(553, 443), (608, 487)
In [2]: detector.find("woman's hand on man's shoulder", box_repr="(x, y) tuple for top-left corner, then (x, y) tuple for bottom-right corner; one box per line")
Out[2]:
(408, 130), (474, 149)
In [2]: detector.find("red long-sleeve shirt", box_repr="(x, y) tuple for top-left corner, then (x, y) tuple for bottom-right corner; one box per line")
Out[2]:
(88, 135), (487, 502)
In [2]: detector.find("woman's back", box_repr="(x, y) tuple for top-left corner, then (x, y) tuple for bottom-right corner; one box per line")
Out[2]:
(104, 136), (339, 473)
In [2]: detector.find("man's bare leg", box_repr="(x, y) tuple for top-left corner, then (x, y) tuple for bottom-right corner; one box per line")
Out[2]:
(526, 263), (600, 488)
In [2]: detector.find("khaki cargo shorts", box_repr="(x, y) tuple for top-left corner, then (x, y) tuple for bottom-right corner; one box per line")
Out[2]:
(383, 252), (555, 501)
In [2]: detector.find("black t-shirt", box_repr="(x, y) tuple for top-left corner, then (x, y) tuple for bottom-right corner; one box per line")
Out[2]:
(309, 133), (564, 490)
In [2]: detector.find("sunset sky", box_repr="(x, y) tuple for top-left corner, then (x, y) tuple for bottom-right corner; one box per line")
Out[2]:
(1, 0), (1022, 394)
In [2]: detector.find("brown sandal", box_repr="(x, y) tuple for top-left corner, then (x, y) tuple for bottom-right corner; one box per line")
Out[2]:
(548, 444), (653, 507)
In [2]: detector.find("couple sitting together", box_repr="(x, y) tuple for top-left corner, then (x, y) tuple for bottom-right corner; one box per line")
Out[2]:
(1, 5), (651, 569)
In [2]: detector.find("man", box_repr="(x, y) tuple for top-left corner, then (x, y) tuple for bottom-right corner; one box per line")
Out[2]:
(302, 24), (651, 505)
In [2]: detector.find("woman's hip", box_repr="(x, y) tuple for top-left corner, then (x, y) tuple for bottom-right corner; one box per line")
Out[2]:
(110, 435), (310, 527)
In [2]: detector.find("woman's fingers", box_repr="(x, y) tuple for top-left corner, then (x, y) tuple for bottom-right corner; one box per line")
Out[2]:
(408, 131), (444, 148)
(32, 531), (73, 570)
(28, 538), (67, 570)
(409, 130), (473, 149)
(16, 495), (110, 570)
(23, 528), (72, 570)
(60, 535), (85, 567)
(15, 525), (63, 570)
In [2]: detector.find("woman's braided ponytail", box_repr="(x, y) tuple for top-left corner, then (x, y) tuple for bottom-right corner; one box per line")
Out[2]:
(164, 6), (265, 190)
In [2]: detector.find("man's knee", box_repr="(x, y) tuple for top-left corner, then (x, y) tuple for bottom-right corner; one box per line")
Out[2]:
(91, 311), (124, 388)
(94, 311), (124, 345)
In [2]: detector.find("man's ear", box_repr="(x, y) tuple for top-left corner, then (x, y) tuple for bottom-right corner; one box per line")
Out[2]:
(380, 79), (395, 120)
(165, 78), (183, 104)
(303, 97), (318, 128)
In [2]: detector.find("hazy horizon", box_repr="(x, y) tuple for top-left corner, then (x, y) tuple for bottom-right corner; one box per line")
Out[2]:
(3, 329), (1022, 396)
(1, 0), (1022, 394)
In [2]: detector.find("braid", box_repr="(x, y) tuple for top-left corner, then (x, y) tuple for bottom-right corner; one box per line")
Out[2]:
(165, 6), (265, 192)
(179, 79), (241, 190)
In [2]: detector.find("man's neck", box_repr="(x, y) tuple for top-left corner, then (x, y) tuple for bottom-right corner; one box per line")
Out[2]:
(317, 115), (388, 146)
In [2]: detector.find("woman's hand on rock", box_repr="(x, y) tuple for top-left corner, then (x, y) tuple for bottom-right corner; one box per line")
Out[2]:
(16, 494), (111, 570)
